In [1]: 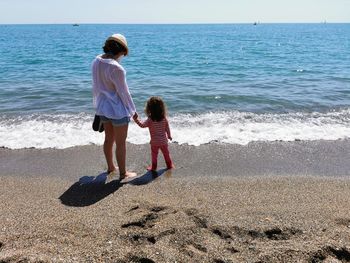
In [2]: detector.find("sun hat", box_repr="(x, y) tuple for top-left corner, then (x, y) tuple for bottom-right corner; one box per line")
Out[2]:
(106, 34), (129, 56)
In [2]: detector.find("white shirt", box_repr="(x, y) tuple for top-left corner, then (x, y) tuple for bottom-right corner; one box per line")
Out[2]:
(92, 55), (136, 119)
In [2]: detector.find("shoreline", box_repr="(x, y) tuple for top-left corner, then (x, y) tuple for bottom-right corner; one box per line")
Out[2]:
(1, 109), (349, 149)
(1, 139), (350, 262)
(1, 139), (349, 179)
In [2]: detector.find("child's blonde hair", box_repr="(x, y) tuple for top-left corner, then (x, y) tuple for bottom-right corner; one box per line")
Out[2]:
(145, 96), (167, 122)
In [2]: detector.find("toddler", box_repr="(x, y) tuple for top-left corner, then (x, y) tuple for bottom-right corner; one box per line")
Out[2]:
(133, 96), (174, 171)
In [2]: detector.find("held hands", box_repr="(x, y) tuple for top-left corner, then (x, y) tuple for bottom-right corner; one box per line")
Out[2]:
(133, 112), (138, 121)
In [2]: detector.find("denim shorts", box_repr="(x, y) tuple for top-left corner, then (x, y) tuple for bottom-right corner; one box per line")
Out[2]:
(99, 116), (130, 127)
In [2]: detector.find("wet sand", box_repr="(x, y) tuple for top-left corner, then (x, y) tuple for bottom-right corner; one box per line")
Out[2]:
(1, 140), (350, 262)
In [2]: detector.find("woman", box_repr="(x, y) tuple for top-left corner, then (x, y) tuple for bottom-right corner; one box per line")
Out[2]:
(92, 33), (137, 180)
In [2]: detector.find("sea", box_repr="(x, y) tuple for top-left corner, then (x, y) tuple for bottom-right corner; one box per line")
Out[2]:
(0, 24), (349, 149)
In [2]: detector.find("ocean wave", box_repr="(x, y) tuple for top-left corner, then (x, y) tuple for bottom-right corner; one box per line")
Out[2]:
(0, 109), (349, 149)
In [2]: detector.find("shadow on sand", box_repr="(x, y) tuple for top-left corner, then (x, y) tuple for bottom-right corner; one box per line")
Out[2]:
(128, 168), (170, 185)
(59, 172), (122, 207)
(59, 168), (172, 207)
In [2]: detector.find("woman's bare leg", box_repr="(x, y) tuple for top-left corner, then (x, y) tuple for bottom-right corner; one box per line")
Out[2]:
(103, 122), (117, 173)
(113, 124), (136, 178)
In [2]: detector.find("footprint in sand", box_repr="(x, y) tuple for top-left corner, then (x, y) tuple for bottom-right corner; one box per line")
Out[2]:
(310, 246), (350, 262)
(335, 218), (350, 228)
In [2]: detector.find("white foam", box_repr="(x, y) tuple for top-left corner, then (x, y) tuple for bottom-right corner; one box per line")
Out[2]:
(0, 114), (104, 149)
(0, 110), (349, 149)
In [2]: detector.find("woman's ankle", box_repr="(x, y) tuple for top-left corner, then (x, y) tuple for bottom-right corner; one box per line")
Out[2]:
(107, 167), (117, 174)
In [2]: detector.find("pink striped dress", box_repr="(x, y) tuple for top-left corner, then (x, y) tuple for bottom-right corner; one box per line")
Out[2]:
(134, 117), (171, 146)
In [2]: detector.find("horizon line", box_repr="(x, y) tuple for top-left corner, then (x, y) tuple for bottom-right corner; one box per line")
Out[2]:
(1, 21), (349, 26)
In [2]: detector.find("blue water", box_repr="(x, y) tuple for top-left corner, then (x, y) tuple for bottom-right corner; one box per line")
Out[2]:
(0, 24), (349, 148)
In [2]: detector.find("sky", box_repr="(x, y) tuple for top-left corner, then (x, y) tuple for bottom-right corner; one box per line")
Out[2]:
(0, 0), (349, 24)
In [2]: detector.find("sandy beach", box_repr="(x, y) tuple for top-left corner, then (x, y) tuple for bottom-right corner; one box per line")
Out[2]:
(1, 140), (350, 262)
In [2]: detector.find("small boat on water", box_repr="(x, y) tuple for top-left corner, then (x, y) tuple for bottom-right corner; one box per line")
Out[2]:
(72, 24), (79, 26)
